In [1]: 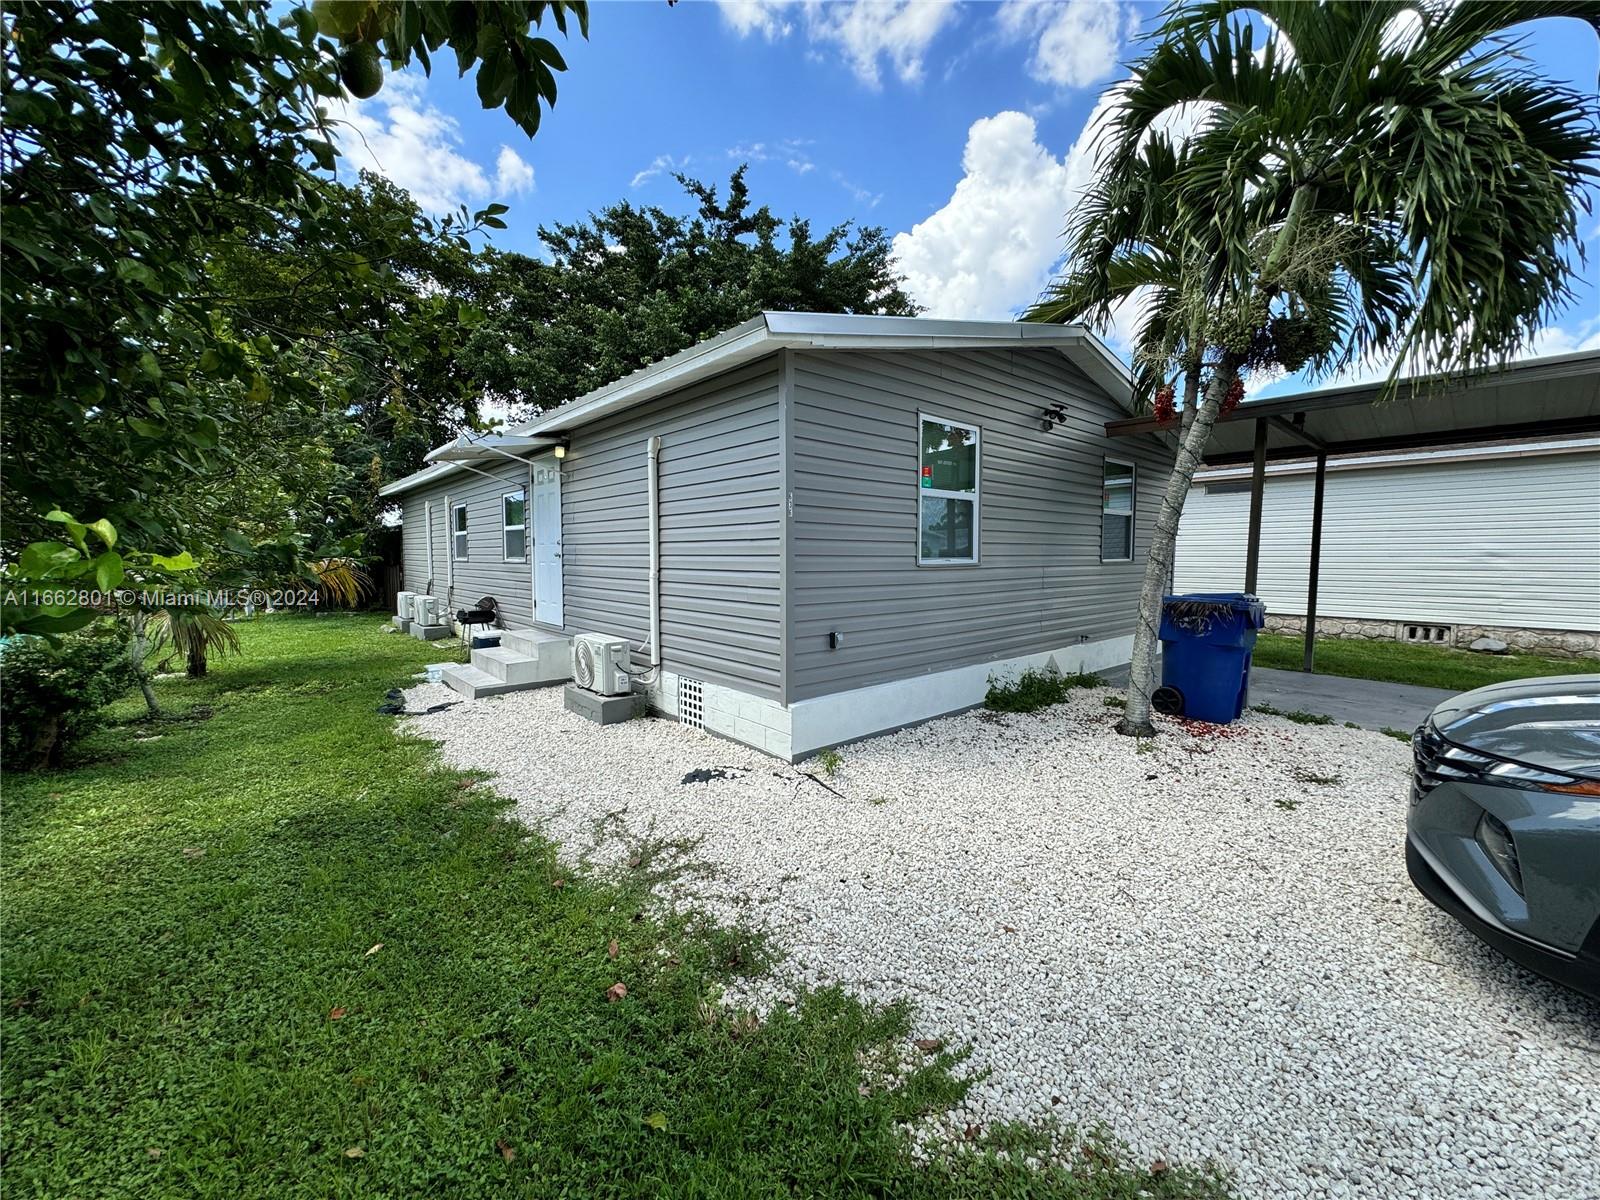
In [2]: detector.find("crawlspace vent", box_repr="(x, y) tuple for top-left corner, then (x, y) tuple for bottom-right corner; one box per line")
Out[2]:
(677, 677), (706, 731)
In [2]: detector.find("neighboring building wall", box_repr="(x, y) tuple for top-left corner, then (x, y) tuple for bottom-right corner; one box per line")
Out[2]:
(400, 457), (533, 627)
(1174, 447), (1600, 653)
(785, 347), (1173, 704)
(561, 358), (784, 699)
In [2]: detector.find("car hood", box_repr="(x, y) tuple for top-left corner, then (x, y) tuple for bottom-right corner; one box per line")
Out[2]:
(1431, 675), (1600, 781)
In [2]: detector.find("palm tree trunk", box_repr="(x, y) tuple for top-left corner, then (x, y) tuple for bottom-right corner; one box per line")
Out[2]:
(1118, 361), (1234, 737)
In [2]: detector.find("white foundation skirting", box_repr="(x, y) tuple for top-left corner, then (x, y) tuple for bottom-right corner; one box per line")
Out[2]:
(643, 633), (1136, 762)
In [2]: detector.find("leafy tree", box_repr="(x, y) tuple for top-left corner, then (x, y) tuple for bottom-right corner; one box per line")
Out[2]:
(0, 0), (588, 635)
(1029, 0), (1599, 736)
(182, 172), (485, 558)
(450, 167), (920, 417)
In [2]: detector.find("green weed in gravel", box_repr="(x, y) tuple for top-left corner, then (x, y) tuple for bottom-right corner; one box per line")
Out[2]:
(1252, 702), (1335, 726)
(985, 668), (1101, 714)
(1, 615), (1229, 1200)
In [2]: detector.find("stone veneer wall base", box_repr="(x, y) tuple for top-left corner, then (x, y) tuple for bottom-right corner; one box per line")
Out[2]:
(1263, 614), (1597, 660)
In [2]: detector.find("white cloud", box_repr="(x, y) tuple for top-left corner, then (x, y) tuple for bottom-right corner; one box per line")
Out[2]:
(494, 145), (535, 195)
(891, 104), (1113, 320)
(630, 153), (691, 188)
(1529, 314), (1600, 356)
(998, 0), (1139, 89)
(334, 74), (535, 213)
(833, 169), (883, 208)
(789, 158), (816, 175)
(716, 0), (794, 40)
(715, 0), (957, 88)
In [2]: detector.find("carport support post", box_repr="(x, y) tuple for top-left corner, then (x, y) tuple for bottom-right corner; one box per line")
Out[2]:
(1243, 418), (1268, 593)
(1302, 452), (1327, 673)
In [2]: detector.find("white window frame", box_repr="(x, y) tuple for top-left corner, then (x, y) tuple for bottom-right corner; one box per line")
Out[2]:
(916, 411), (981, 566)
(502, 487), (527, 562)
(451, 501), (469, 562)
(1101, 457), (1136, 563)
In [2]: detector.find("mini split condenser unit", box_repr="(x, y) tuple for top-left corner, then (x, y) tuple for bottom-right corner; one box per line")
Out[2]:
(412, 595), (441, 627)
(571, 633), (631, 697)
(396, 591), (415, 620)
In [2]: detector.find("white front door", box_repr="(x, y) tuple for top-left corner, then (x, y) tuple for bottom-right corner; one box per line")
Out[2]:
(532, 456), (564, 628)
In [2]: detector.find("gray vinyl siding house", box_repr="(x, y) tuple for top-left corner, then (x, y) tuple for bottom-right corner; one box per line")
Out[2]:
(381, 313), (1169, 760)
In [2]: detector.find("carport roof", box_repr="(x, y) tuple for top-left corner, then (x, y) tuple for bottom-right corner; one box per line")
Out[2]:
(1106, 349), (1600, 464)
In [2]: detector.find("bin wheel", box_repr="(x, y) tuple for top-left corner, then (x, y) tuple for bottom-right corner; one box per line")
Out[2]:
(1152, 685), (1184, 716)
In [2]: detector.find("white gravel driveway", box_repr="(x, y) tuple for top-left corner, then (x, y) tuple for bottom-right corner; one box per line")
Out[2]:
(402, 681), (1599, 1200)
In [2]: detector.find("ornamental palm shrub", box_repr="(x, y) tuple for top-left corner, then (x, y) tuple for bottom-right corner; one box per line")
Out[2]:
(0, 632), (135, 769)
(147, 605), (242, 678)
(1029, 0), (1599, 735)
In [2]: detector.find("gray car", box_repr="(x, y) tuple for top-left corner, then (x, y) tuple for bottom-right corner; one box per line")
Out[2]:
(1407, 675), (1600, 999)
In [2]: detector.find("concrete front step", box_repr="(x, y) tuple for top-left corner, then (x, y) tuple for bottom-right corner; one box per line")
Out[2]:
(499, 627), (571, 659)
(440, 663), (534, 700)
(472, 644), (570, 687)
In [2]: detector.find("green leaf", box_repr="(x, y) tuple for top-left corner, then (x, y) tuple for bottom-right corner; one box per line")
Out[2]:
(17, 541), (82, 578)
(116, 258), (157, 286)
(644, 1112), (668, 1131)
(43, 511), (89, 552)
(86, 519), (118, 548)
(94, 550), (125, 591)
(150, 551), (197, 572)
(12, 610), (97, 637)
(223, 529), (255, 555)
(128, 416), (165, 438)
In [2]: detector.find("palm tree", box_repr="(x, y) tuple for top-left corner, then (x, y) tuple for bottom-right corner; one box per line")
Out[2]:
(149, 604), (242, 678)
(1032, 0), (1599, 735)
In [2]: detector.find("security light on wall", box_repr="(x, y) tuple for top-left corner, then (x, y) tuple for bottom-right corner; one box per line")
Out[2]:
(1041, 402), (1069, 432)
(553, 443), (567, 459)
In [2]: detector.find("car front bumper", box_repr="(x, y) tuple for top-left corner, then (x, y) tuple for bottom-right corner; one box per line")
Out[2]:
(1407, 837), (1600, 1001)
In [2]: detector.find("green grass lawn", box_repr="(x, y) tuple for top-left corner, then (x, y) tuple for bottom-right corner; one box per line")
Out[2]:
(2, 614), (1226, 1199)
(1252, 631), (1600, 693)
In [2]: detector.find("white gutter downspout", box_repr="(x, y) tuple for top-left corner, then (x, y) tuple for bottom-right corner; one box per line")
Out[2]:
(647, 435), (662, 667)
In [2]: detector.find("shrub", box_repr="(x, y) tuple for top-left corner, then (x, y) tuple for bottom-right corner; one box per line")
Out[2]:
(984, 667), (1100, 714)
(0, 632), (135, 769)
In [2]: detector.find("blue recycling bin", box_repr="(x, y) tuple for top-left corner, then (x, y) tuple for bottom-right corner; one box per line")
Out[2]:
(1155, 593), (1266, 724)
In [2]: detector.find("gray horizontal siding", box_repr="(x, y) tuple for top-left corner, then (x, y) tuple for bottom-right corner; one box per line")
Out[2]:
(399, 459), (535, 627)
(787, 347), (1172, 701)
(561, 359), (783, 699)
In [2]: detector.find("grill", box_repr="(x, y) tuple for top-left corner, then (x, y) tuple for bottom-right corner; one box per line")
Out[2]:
(1412, 722), (1495, 803)
(454, 596), (498, 660)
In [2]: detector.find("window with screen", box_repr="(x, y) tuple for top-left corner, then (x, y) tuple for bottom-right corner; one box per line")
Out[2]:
(502, 489), (526, 560)
(451, 502), (468, 560)
(1102, 460), (1135, 561)
(919, 415), (979, 564)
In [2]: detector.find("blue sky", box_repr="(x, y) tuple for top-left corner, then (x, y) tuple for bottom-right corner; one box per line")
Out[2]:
(334, 1), (1600, 390)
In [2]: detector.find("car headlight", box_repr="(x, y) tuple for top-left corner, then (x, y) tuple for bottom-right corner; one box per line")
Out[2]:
(1414, 720), (1600, 798)
(1475, 811), (1523, 895)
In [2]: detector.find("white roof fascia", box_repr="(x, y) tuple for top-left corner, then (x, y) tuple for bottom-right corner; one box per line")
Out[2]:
(1194, 437), (1600, 482)
(386, 314), (1133, 497)
(521, 312), (1132, 438)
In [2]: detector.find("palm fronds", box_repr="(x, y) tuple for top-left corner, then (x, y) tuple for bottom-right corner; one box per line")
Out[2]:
(312, 557), (372, 608)
(148, 605), (241, 678)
